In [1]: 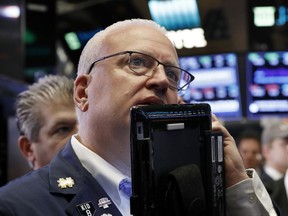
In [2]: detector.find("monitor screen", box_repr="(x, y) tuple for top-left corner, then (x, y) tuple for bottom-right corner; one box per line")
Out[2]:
(178, 53), (242, 121)
(61, 27), (104, 66)
(0, 1), (23, 81)
(246, 51), (288, 119)
(148, 0), (201, 31)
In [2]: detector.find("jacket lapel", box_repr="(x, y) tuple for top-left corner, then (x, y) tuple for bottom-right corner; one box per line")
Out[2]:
(48, 141), (123, 216)
(65, 179), (122, 216)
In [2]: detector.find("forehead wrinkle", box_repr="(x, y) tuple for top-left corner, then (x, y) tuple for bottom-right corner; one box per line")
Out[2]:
(104, 29), (178, 66)
(106, 25), (172, 46)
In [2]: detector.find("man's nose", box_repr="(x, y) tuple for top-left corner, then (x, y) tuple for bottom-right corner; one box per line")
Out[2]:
(147, 64), (170, 90)
(155, 64), (170, 78)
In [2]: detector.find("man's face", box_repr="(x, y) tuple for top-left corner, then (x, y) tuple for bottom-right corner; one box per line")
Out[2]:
(85, 27), (178, 133)
(31, 101), (78, 169)
(75, 25), (179, 167)
(238, 138), (262, 170)
(268, 138), (288, 169)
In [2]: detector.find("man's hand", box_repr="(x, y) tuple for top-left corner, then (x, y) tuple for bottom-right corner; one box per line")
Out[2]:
(211, 114), (249, 187)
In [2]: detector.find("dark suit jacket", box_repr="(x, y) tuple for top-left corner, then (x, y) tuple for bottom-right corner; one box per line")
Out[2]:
(0, 140), (122, 216)
(260, 167), (276, 193)
(259, 168), (287, 216)
(269, 178), (288, 216)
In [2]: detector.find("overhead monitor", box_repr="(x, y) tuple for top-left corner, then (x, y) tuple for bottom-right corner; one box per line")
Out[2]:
(61, 27), (103, 66)
(148, 0), (201, 31)
(246, 51), (288, 119)
(178, 53), (242, 121)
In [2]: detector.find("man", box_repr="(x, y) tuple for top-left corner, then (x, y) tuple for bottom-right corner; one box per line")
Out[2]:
(237, 130), (263, 174)
(262, 121), (288, 216)
(16, 75), (78, 170)
(0, 19), (278, 215)
(270, 169), (288, 216)
(261, 121), (288, 187)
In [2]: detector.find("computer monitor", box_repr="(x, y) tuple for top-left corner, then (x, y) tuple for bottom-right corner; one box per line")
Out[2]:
(148, 0), (201, 31)
(246, 51), (288, 119)
(178, 53), (242, 121)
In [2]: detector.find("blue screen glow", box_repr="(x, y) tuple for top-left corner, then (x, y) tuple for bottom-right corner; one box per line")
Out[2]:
(148, 0), (201, 30)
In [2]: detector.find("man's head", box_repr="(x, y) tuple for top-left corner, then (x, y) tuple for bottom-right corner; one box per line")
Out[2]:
(74, 19), (194, 174)
(262, 121), (288, 173)
(237, 130), (262, 170)
(16, 75), (78, 169)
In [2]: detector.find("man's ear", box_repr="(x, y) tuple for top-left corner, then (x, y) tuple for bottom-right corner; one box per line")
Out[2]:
(18, 135), (35, 165)
(74, 75), (90, 112)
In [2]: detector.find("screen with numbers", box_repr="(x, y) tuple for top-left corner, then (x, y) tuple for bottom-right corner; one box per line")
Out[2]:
(178, 53), (242, 121)
(246, 51), (288, 119)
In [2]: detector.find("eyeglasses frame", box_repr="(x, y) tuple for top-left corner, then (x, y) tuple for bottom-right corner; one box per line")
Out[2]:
(87, 50), (195, 91)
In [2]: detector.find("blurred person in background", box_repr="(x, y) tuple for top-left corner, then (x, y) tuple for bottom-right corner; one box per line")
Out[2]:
(237, 130), (263, 174)
(263, 121), (288, 216)
(261, 121), (288, 188)
(269, 150), (288, 216)
(16, 75), (78, 170)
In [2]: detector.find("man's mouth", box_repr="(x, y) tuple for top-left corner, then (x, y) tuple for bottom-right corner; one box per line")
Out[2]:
(138, 96), (164, 106)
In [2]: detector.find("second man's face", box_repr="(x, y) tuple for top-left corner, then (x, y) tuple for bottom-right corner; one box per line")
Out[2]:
(31, 101), (78, 169)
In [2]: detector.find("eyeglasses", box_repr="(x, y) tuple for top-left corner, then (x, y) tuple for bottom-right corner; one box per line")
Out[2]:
(87, 51), (194, 91)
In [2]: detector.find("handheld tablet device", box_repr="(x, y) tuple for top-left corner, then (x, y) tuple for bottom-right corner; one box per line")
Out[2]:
(130, 103), (225, 216)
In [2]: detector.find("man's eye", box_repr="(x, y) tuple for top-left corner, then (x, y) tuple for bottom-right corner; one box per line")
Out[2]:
(165, 69), (179, 82)
(130, 58), (144, 67)
(54, 126), (74, 135)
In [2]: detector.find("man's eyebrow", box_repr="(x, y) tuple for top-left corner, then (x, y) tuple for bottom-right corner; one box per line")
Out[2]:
(138, 50), (178, 66)
(51, 119), (78, 127)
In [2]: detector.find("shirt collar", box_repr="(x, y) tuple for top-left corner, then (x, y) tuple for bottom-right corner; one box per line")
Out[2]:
(264, 165), (284, 181)
(70, 135), (129, 206)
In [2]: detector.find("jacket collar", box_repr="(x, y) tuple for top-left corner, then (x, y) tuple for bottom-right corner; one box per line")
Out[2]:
(48, 140), (122, 215)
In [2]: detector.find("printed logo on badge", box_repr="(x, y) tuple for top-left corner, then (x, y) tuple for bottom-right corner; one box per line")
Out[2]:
(76, 201), (96, 216)
(98, 197), (112, 209)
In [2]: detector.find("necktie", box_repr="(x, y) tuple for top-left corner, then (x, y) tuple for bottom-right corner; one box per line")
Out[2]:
(119, 178), (132, 198)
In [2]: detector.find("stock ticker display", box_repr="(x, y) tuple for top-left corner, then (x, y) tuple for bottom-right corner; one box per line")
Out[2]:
(246, 51), (288, 119)
(178, 53), (242, 121)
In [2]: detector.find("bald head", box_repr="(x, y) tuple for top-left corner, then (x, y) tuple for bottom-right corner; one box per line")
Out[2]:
(77, 19), (174, 77)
